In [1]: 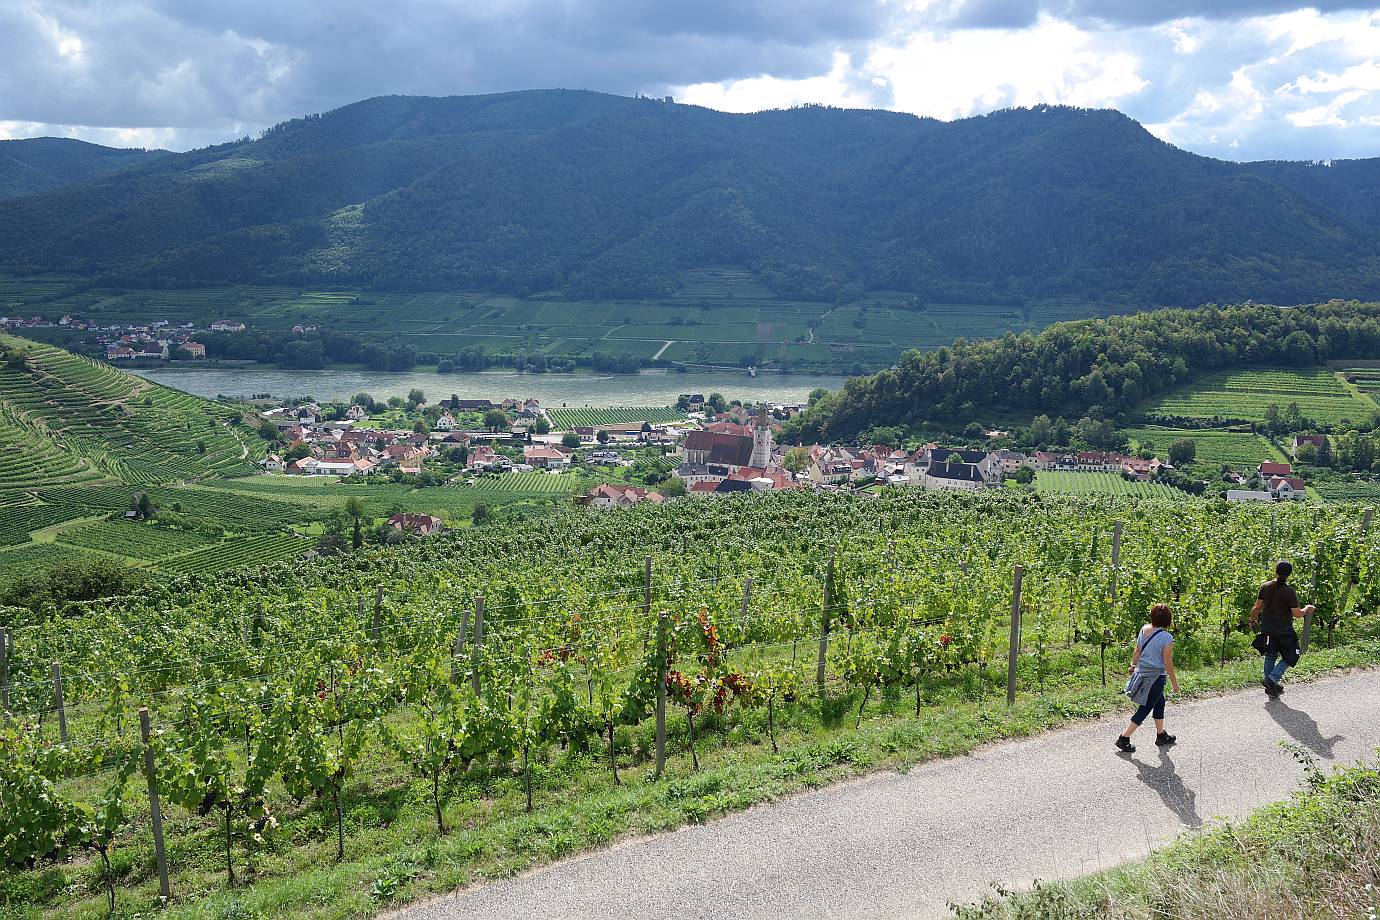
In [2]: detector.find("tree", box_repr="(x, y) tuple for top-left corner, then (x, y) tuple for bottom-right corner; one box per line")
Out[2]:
(352, 392), (374, 410)
(596, 430), (610, 444)
(258, 419), (280, 441)
(534, 416), (551, 435)
(472, 503), (491, 526)
(1295, 442), (1319, 464)
(707, 393), (727, 413)
(1013, 466), (1035, 485)
(1167, 438), (1197, 466)
(783, 446), (811, 473)
(1027, 414), (1054, 448)
(963, 421), (985, 440)
(284, 442), (311, 461)
(660, 476), (687, 498)
(407, 388), (425, 409)
(483, 409), (509, 432)
(344, 497), (366, 550)
(808, 387), (829, 407)
(136, 493), (154, 520)
(561, 431), (581, 448)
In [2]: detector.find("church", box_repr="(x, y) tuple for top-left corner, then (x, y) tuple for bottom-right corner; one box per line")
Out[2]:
(675, 409), (778, 486)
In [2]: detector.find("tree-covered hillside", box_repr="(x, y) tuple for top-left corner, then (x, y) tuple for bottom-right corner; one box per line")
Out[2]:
(3, 91), (1380, 306)
(0, 137), (165, 199)
(790, 300), (1380, 441)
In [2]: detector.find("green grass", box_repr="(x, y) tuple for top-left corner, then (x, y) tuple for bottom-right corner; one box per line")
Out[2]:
(1033, 471), (1190, 500)
(954, 753), (1380, 919)
(18, 631), (1380, 920)
(1144, 369), (1373, 425)
(1313, 480), (1380, 504)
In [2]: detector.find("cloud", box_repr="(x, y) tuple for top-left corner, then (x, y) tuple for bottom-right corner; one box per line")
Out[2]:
(1, 1), (1379, 161)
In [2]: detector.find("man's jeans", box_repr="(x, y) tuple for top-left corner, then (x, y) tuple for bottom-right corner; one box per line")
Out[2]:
(1264, 650), (1289, 685)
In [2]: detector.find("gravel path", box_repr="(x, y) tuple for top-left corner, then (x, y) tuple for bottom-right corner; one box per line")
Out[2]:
(390, 670), (1380, 920)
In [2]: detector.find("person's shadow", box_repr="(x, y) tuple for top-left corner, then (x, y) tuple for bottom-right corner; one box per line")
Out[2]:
(1128, 747), (1203, 828)
(1265, 697), (1344, 759)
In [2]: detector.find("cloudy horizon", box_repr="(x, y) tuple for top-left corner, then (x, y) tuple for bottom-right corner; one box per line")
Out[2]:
(2, 1), (1380, 162)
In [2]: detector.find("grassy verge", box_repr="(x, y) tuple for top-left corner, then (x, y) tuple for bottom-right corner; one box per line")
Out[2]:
(953, 752), (1380, 919)
(7, 636), (1380, 920)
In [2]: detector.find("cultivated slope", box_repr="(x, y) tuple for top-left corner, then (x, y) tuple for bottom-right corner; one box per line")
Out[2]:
(0, 332), (254, 492)
(0, 137), (165, 199)
(2, 91), (1380, 306)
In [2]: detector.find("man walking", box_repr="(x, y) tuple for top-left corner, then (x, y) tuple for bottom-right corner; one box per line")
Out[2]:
(1250, 560), (1315, 697)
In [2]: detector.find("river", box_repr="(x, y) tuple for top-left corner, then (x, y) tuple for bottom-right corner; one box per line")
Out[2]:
(132, 366), (849, 407)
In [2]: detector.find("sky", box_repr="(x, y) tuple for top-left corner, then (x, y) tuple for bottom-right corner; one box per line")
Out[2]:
(2, 1), (1380, 161)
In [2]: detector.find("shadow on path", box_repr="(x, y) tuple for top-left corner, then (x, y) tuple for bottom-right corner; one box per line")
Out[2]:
(1265, 697), (1343, 759)
(1128, 747), (1202, 828)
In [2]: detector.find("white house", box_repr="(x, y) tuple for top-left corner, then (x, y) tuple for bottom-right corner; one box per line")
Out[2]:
(433, 413), (456, 431)
(1268, 476), (1307, 501)
(261, 454), (286, 473)
(210, 320), (246, 333)
(346, 404), (368, 421)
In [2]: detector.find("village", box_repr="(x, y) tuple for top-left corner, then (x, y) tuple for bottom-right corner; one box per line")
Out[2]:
(0, 313), (239, 361)
(248, 389), (1316, 537)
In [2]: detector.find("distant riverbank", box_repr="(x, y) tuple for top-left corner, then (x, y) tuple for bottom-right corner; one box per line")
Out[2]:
(132, 366), (848, 407)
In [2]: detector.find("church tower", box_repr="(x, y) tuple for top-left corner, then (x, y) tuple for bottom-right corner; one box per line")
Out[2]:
(750, 407), (772, 468)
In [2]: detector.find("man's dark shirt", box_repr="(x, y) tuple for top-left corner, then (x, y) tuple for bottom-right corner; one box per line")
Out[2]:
(1257, 580), (1300, 634)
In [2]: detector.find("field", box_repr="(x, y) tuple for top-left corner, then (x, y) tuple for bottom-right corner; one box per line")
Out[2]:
(1143, 369), (1373, 425)
(0, 270), (1138, 374)
(1312, 481), (1380, 504)
(1032, 471), (1191, 499)
(2, 491), (1376, 920)
(546, 406), (686, 428)
(1122, 427), (1285, 467)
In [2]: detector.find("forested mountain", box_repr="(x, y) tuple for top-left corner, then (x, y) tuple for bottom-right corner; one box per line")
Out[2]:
(0, 137), (165, 199)
(790, 300), (1380, 441)
(3, 90), (1380, 306)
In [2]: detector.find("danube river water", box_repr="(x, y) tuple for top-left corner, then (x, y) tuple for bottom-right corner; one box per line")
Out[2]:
(133, 367), (848, 407)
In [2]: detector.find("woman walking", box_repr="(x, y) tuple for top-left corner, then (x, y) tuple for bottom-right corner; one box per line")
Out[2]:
(1116, 603), (1180, 753)
(1250, 560), (1315, 696)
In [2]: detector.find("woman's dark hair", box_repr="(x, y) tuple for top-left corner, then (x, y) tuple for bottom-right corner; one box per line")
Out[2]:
(1149, 603), (1173, 628)
(1275, 560), (1293, 583)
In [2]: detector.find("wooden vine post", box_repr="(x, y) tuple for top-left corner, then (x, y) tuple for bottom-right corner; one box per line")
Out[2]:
(739, 577), (753, 634)
(0, 626), (9, 713)
(654, 610), (668, 780)
(1006, 565), (1025, 706)
(371, 585), (383, 642)
(138, 707), (172, 903)
(51, 662), (68, 744)
(817, 545), (837, 694)
(470, 595), (485, 695)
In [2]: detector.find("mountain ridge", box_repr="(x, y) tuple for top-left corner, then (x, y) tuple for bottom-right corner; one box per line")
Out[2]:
(0, 137), (166, 200)
(4, 90), (1380, 306)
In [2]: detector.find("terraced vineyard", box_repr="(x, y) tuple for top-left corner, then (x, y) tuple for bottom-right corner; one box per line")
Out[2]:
(546, 406), (686, 428)
(1313, 481), (1380, 504)
(55, 520), (216, 560)
(1144, 368), (1373, 424)
(1032, 471), (1191, 499)
(1122, 426), (1285, 467)
(156, 532), (313, 575)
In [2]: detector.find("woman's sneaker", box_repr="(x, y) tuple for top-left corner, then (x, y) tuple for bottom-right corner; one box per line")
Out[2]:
(1155, 732), (1177, 747)
(1115, 736), (1135, 753)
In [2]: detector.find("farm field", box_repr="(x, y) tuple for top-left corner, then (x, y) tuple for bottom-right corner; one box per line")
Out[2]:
(0, 270), (1137, 374)
(1032, 471), (1191, 499)
(1312, 481), (1380, 503)
(2, 491), (1376, 920)
(546, 406), (686, 428)
(1122, 426), (1285, 467)
(1143, 368), (1373, 424)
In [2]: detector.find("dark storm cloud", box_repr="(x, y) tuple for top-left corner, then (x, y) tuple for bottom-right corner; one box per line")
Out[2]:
(0, 0), (887, 140)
